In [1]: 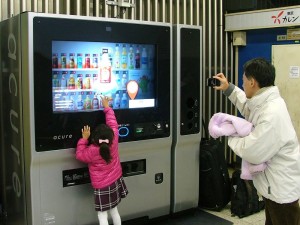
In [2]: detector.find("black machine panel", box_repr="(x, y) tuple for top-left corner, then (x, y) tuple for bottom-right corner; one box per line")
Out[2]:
(33, 17), (171, 151)
(180, 27), (201, 135)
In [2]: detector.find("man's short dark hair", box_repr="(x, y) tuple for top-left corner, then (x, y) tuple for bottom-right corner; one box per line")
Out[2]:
(243, 58), (275, 88)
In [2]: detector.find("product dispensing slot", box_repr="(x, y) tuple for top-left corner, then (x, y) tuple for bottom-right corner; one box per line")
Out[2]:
(121, 159), (146, 177)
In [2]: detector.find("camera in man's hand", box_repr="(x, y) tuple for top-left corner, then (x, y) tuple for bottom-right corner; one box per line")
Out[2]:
(206, 78), (220, 87)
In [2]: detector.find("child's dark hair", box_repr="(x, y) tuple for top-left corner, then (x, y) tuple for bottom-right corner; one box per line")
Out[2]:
(90, 124), (114, 164)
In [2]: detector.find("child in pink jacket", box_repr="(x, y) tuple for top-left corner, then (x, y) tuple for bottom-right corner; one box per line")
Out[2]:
(76, 96), (128, 225)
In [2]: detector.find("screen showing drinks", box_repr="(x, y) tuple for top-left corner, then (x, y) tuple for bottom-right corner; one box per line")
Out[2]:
(52, 41), (156, 113)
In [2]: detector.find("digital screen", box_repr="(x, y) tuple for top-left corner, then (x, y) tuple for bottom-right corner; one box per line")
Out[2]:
(52, 41), (156, 113)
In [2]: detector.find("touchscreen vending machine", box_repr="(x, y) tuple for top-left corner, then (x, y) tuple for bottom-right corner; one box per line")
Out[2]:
(171, 25), (202, 213)
(0, 12), (172, 225)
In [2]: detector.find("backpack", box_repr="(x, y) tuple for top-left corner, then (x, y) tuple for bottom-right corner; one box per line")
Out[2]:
(230, 169), (265, 218)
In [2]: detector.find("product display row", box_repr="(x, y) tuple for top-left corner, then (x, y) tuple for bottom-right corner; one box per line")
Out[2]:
(52, 44), (153, 70)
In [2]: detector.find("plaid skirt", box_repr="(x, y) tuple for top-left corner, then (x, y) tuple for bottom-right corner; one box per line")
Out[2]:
(94, 176), (128, 212)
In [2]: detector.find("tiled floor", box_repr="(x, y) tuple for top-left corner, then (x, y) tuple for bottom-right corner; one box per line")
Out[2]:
(204, 203), (265, 225)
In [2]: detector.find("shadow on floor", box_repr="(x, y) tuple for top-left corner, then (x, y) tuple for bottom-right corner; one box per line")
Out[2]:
(123, 208), (233, 225)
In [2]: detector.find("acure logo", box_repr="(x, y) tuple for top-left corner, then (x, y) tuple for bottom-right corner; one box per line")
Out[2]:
(53, 134), (73, 140)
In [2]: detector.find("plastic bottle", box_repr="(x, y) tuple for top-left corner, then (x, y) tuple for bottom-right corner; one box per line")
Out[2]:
(77, 95), (84, 110)
(121, 93), (128, 108)
(135, 47), (140, 69)
(128, 46), (134, 69)
(121, 45), (127, 69)
(141, 47), (148, 69)
(84, 95), (91, 109)
(61, 74), (67, 89)
(68, 74), (75, 89)
(92, 94), (99, 109)
(100, 52), (111, 83)
(114, 44), (120, 69)
(114, 93), (121, 109)
(53, 74), (60, 89)
(115, 71), (121, 89)
(148, 48), (153, 69)
(121, 73), (127, 89)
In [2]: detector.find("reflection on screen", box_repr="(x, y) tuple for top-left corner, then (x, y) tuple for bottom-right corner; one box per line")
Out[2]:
(52, 41), (156, 113)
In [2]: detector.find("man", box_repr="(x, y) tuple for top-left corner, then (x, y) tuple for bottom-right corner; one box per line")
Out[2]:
(214, 58), (300, 225)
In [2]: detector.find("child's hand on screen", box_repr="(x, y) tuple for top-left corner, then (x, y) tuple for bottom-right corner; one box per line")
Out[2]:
(81, 125), (90, 139)
(101, 96), (111, 108)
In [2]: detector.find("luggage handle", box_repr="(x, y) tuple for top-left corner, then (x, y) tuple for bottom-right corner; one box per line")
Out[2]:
(201, 118), (210, 140)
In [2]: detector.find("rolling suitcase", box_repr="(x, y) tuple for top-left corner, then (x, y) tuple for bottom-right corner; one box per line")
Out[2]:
(198, 120), (231, 211)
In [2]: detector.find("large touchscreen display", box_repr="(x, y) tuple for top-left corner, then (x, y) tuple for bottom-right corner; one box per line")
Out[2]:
(52, 41), (156, 113)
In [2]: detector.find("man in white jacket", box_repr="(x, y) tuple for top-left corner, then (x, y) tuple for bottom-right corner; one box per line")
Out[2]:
(214, 58), (300, 225)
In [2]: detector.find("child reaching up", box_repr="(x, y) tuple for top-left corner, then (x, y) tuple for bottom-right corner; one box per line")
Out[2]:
(76, 96), (128, 225)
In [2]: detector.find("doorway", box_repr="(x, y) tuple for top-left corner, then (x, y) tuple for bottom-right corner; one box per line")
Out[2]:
(272, 44), (300, 141)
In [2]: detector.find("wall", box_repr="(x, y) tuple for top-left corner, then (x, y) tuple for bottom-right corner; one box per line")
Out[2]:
(238, 27), (299, 88)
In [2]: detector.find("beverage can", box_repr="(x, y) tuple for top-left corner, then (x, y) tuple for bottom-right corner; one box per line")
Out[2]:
(69, 53), (75, 68)
(61, 53), (67, 68)
(77, 74), (83, 89)
(85, 54), (90, 68)
(84, 74), (91, 89)
(77, 53), (83, 68)
(92, 54), (98, 68)
(53, 72), (60, 89)
(68, 72), (76, 89)
(92, 74), (98, 89)
(52, 54), (58, 68)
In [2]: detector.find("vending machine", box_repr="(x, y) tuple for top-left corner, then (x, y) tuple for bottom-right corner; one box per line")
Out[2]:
(171, 25), (202, 213)
(0, 12), (172, 225)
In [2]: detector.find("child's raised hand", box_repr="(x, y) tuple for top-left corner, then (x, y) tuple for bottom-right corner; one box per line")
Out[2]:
(81, 125), (90, 139)
(100, 95), (112, 108)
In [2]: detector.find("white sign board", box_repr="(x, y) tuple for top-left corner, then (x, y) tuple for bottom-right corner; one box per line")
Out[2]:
(225, 6), (300, 31)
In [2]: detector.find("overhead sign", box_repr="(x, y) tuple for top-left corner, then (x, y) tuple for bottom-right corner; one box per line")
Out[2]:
(225, 6), (300, 31)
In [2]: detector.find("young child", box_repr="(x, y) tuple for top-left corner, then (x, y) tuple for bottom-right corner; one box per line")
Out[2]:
(76, 96), (128, 225)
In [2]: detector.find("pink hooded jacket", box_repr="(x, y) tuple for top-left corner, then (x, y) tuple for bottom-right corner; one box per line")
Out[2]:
(76, 107), (122, 189)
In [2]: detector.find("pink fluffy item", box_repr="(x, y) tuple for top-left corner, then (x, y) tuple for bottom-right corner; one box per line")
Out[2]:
(208, 112), (267, 180)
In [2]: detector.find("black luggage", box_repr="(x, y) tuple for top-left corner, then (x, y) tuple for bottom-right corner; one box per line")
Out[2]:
(198, 138), (231, 211)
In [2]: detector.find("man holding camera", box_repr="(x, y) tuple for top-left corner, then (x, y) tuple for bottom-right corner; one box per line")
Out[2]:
(213, 57), (300, 225)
